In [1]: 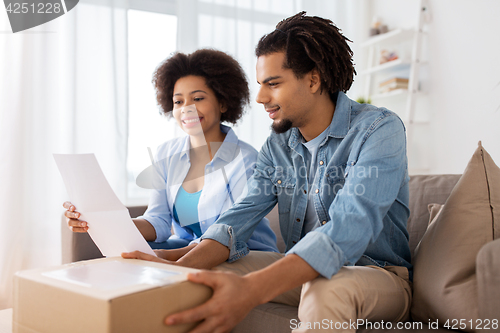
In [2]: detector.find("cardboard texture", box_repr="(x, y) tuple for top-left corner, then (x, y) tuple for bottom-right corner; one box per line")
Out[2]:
(13, 258), (212, 333)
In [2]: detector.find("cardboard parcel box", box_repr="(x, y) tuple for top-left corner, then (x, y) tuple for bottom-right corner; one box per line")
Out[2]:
(13, 257), (212, 333)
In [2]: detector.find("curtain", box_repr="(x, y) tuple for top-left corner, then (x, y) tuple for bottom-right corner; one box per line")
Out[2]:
(0, 1), (129, 309)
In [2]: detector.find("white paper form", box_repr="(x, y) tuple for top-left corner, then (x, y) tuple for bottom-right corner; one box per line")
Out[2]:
(54, 154), (156, 257)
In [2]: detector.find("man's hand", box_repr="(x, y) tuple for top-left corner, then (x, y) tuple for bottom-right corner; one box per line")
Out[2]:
(165, 270), (261, 333)
(121, 250), (176, 265)
(154, 243), (197, 262)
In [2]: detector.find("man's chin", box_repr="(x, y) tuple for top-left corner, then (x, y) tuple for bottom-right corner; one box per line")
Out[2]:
(271, 119), (293, 134)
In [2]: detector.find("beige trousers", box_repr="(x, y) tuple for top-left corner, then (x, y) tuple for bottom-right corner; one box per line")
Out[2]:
(214, 251), (412, 333)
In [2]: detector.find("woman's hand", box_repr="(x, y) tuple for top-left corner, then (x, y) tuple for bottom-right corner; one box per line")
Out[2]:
(63, 201), (88, 233)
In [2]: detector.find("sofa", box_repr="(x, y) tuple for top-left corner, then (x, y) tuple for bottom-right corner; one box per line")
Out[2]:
(61, 170), (500, 333)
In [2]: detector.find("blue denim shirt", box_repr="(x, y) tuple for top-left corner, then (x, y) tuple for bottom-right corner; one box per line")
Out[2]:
(138, 125), (278, 253)
(202, 93), (412, 279)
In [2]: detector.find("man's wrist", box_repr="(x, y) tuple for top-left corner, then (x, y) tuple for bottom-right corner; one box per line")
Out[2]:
(241, 274), (270, 307)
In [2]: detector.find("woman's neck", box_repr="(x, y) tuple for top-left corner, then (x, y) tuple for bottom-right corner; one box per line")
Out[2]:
(189, 130), (226, 160)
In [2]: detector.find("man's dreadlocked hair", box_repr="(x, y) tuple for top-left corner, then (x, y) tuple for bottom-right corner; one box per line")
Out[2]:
(255, 11), (356, 103)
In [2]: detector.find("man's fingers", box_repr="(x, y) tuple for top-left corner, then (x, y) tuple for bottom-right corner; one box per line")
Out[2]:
(122, 251), (176, 265)
(165, 301), (213, 327)
(187, 271), (224, 289)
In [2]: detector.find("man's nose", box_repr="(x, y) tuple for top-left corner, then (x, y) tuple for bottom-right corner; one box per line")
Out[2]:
(255, 86), (269, 105)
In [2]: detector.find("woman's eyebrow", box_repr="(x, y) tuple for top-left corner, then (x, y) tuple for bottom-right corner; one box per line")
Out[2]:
(189, 90), (207, 95)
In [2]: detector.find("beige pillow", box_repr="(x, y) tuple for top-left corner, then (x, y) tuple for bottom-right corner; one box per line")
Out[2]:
(411, 142), (499, 332)
(427, 203), (444, 226)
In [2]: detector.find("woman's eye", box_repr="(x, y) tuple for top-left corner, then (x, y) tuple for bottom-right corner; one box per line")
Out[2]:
(194, 97), (204, 102)
(173, 100), (182, 105)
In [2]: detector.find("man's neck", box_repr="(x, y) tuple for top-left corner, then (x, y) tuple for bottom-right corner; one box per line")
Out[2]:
(299, 97), (336, 142)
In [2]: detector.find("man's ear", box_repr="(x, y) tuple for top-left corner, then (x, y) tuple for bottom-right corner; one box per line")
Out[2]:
(309, 68), (321, 94)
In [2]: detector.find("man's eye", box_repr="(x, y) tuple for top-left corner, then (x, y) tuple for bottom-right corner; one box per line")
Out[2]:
(268, 82), (278, 87)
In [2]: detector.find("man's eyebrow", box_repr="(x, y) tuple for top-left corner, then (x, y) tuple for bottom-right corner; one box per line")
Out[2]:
(173, 90), (207, 97)
(258, 76), (282, 85)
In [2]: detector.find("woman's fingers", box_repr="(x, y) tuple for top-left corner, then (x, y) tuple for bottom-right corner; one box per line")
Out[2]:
(62, 201), (75, 211)
(63, 201), (88, 232)
(64, 210), (80, 219)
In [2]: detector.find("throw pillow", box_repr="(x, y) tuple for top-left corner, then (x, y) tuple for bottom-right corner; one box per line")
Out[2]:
(427, 203), (444, 226)
(411, 142), (499, 332)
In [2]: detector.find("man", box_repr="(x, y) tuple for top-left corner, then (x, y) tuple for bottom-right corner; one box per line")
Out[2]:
(124, 11), (412, 333)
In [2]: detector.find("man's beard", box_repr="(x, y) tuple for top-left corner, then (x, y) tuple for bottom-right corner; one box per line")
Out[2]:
(271, 118), (293, 134)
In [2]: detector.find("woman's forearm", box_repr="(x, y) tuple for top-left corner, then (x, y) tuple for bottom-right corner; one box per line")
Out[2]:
(133, 218), (157, 241)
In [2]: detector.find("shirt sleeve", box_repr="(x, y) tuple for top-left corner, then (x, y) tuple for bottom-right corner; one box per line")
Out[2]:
(201, 138), (278, 261)
(137, 151), (173, 243)
(287, 114), (408, 278)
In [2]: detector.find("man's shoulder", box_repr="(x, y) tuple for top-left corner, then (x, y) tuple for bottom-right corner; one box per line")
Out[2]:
(236, 139), (259, 162)
(349, 102), (404, 131)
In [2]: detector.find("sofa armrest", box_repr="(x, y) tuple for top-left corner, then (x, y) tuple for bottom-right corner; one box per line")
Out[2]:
(477, 238), (500, 322)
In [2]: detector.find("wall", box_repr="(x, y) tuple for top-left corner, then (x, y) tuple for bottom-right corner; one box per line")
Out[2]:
(363, 0), (500, 174)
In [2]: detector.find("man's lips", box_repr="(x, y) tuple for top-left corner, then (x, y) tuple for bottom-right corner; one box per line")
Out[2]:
(266, 107), (280, 119)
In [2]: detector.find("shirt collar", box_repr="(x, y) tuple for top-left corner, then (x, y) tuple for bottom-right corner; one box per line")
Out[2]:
(328, 91), (351, 138)
(288, 91), (351, 149)
(178, 124), (239, 163)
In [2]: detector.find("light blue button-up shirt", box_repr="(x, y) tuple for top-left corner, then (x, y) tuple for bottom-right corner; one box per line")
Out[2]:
(202, 92), (412, 279)
(138, 125), (278, 253)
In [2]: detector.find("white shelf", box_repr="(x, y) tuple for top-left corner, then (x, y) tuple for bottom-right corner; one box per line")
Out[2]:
(371, 89), (408, 99)
(361, 28), (415, 48)
(360, 58), (411, 75)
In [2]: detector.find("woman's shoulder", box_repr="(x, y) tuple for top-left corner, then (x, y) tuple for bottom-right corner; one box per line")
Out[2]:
(155, 135), (189, 159)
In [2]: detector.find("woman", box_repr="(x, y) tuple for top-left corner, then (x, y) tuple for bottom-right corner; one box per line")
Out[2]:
(64, 49), (278, 259)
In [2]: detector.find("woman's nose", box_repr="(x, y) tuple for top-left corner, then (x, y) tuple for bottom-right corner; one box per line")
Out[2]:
(182, 104), (196, 113)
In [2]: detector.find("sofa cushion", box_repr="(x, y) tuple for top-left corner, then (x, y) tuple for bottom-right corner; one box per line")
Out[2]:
(407, 174), (461, 258)
(411, 142), (499, 332)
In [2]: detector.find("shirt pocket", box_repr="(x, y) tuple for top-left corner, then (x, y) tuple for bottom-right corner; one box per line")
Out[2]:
(325, 163), (347, 195)
(267, 166), (296, 214)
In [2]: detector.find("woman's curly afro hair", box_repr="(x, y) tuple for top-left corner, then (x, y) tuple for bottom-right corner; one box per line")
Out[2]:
(152, 48), (250, 124)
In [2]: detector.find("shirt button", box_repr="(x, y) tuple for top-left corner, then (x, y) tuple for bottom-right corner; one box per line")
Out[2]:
(315, 189), (319, 193)
(303, 190), (307, 194)
(319, 160), (324, 165)
(277, 179), (282, 184)
(322, 221), (327, 225)
(296, 218), (300, 222)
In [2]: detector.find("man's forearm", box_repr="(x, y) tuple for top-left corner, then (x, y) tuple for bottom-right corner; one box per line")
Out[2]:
(176, 239), (230, 269)
(245, 254), (320, 305)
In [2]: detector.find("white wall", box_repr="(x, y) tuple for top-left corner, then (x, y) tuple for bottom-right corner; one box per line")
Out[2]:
(364, 0), (500, 174)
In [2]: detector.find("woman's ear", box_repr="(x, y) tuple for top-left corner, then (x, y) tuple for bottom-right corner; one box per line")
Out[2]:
(309, 69), (321, 94)
(220, 102), (228, 113)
